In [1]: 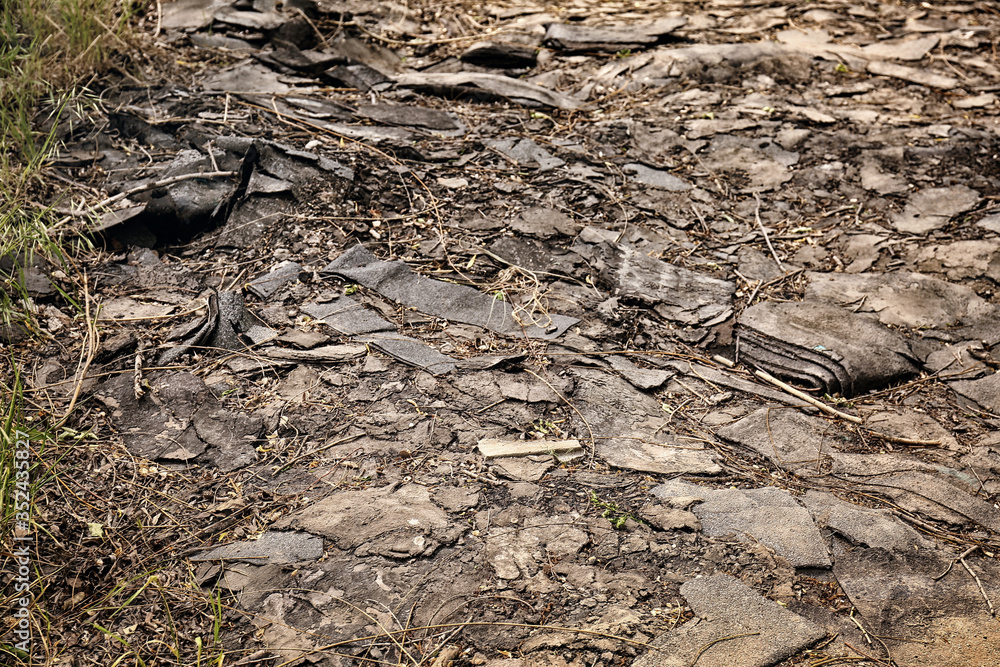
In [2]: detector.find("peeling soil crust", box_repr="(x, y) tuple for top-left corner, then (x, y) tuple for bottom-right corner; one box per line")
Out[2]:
(5, 1), (1000, 666)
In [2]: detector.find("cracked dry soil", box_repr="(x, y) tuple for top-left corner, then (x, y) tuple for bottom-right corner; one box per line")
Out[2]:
(7, 0), (1000, 666)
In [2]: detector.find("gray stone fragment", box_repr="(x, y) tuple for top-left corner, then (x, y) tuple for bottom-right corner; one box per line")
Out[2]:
(160, 0), (231, 30)
(492, 457), (552, 482)
(861, 34), (939, 61)
(976, 212), (1000, 233)
(633, 42), (793, 82)
(323, 245), (578, 339)
(485, 514), (589, 580)
(247, 261), (307, 299)
(276, 365), (319, 404)
(214, 8), (285, 31)
(301, 297), (455, 374)
(508, 206), (579, 238)
(833, 543), (1000, 638)
(912, 239), (1000, 282)
(717, 407), (833, 475)
(394, 72), (581, 110)
(640, 505), (701, 531)
(496, 373), (570, 403)
(801, 491), (930, 550)
(461, 41), (538, 69)
(599, 436), (722, 476)
(274, 329), (328, 349)
(356, 103), (460, 131)
(805, 271), (994, 329)
(951, 372), (1000, 414)
(623, 163), (691, 191)
(354, 333), (456, 375)
(432, 486), (481, 512)
(569, 367), (667, 439)
(607, 355), (674, 390)
(488, 236), (555, 271)
(859, 159), (908, 194)
(847, 470), (1000, 533)
(955, 93), (998, 110)
(890, 186), (981, 234)
(219, 563), (289, 607)
(274, 484), (458, 559)
(193, 405), (262, 472)
(828, 451), (1000, 531)
(488, 137), (564, 171)
(699, 134), (798, 191)
(652, 480), (831, 568)
(543, 18), (686, 53)
(867, 60), (959, 90)
(192, 531), (324, 564)
(864, 410), (958, 450)
(94, 371), (210, 461)
(634, 574), (825, 667)
(204, 61), (294, 95)
(736, 246), (784, 283)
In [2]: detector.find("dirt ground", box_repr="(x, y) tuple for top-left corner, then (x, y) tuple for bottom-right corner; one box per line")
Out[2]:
(5, 0), (1000, 666)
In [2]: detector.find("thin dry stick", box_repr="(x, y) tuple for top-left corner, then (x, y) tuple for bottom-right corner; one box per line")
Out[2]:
(934, 546), (976, 580)
(844, 641), (893, 667)
(56, 273), (100, 427)
(847, 609), (873, 645)
(870, 432), (942, 447)
(754, 369), (863, 424)
(959, 552), (997, 616)
(753, 191), (785, 272)
(848, 608), (893, 663)
(713, 354), (735, 368)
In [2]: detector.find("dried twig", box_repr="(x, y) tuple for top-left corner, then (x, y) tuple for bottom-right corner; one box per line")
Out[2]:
(133, 338), (146, 400)
(690, 632), (760, 666)
(942, 545), (999, 616)
(960, 555), (996, 616)
(844, 641), (893, 667)
(56, 273), (99, 427)
(868, 432), (942, 447)
(753, 191), (785, 272)
(754, 370), (863, 424)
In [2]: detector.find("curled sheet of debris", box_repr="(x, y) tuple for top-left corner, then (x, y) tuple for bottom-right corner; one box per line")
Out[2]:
(737, 301), (919, 396)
